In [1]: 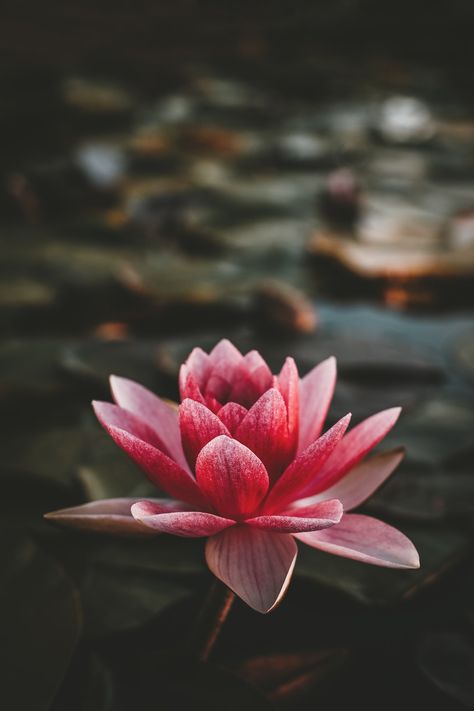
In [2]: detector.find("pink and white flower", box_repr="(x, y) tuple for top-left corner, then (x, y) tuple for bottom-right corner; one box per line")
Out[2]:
(46, 340), (419, 613)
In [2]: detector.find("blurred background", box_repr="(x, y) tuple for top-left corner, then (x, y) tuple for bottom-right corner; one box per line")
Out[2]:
(1, 2), (474, 710)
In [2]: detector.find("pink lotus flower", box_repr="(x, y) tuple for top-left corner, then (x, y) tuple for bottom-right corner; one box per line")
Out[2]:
(46, 340), (419, 613)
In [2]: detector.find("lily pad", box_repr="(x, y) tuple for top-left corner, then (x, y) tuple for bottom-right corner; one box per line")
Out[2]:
(417, 632), (474, 707)
(0, 533), (82, 711)
(81, 562), (193, 637)
(296, 525), (469, 605)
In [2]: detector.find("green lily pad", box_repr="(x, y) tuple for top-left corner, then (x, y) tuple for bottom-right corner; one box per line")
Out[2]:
(296, 525), (469, 605)
(0, 533), (82, 711)
(81, 562), (193, 637)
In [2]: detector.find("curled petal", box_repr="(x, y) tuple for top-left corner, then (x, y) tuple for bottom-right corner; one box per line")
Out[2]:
(93, 417), (207, 508)
(206, 526), (297, 613)
(301, 407), (402, 497)
(183, 347), (210, 387)
(296, 448), (405, 512)
(179, 366), (206, 404)
(235, 388), (290, 479)
(205, 340), (243, 401)
(110, 375), (189, 471)
(296, 513), (420, 569)
(298, 357), (336, 453)
(217, 402), (248, 435)
(44, 498), (154, 536)
(277, 357), (299, 453)
(264, 414), (351, 512)
(246, 499), (343, 533)
(179, 399), (230, 467)
(229, 351), (273, 408)
(196, 436), (269, 519)
(131, 500), (234, 537)
(93, 400), (169, 453)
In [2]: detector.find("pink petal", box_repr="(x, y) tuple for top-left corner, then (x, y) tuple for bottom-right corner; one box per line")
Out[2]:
(264, 414), (351, 512)
(246, 499), (343, 533)
(184, 347), (211, 386)
(277, 357), (299, 453)
(206, 526), (297, 613)
(205, 340), (243, 401)
(296, 513), (420, 568)
(93, 400), (169, 454)
(235, 388), (291, 479)
(298, 356), (337, 453)
(196, 436), (269, 519)
(208, 339), (243, 368)
(44, 498), (154, 536)
(110, 375), (189, 471)
(94, 410), (207, 508)
(301, 407), (402, 497)
(179, 399), (230, 467)
(131, 500), (235, 537)
(217, 402), (248, 435)
(179, 366), (206, 404)
(229, 350), (273, 408)
(296, 448), (405, 512)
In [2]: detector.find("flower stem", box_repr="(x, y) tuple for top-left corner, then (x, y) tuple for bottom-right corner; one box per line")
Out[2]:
(188, 579), (235, 662)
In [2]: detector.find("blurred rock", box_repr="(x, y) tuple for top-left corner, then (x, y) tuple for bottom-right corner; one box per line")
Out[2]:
(254, 280), (318, 334)
(373, 96), (436, 145)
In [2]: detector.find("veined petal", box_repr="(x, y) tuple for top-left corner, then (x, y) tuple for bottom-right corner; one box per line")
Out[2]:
(44, 498), (154, 536)
(235, 388), (290, 479)
(110, 375), (189, 471)
(179, 366), (206, 404)
(295, 448), (405, 512)
(205, 340), (243, 401)
(217, 402), (248, 435)
(229, 350), (273, 408)
(264, 414), (351, 512)
(277, 357), (299, 452)
(296, 513), (420, 569)
(301, 407), (402, 497)
(93, 417), (207, 508)
(184, 347), (211, 386)
(206, 526), (297, 613)
(298, 357), (336, 453)
(196, 436), (269, 519)
(93, 400), (169, 454)
(131, 500), (234, 537)
(179, 399), (230, 467)
(246, 499), (342, 533)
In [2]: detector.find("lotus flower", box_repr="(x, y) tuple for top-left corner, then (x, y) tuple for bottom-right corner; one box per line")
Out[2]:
(46, 340), (419, 613)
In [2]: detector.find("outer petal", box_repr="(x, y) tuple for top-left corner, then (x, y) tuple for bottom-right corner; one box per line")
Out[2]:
(229, 351), (273, 408)
(110, 375), (189, 471)
(277, 357), (299, 453)
(196, 436), (269, 519)
(179, 399), (230, 467)
(295, 448), (405, 512)
(44, 498), (154, 535)
(296, 513), (420, 568)
(217, 402), (248, 435)
(264, 414), (351, 512)
(235, 388), (290, 479)
(131, 500), (235, 537)
(298, 356), (336, 453)
(93, 410), (207, 508)
(300, 408), (402, 497)
(206, 526), (297, 613)
(246, 499), (343, 533)
(93, 400), (169, 453)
